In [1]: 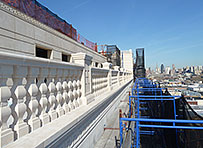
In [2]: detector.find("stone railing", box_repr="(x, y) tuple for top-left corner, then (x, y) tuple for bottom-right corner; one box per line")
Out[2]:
(0, 51), (132, 147)
(91, 68), (109, 95)
(0, 52), (84, 147)
(119, 71), (124, 84)
(111, 70), (119, 88)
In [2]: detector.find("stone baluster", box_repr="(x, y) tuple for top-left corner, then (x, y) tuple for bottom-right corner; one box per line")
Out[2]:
(62, 69), (70, 113)
(69, 69), (75, 109)
(68, 81), (74, 110)
(99, 73), (101, 92)
(55, 69), (65, 116)
(102, 73), (104, 90)
(12, 66), (29, 138)
(26, 67), (40, 131)
(117, 71), (120, 86)
(47, 68), (57, 121)
(98, 73), (100, 92)
(62, 81), (69, 113)
(0, 65), (14, 147)
(92, 72), (95, 93)
(72, 80), (79, 108)
(95, 73), (98, 94)
(75, 70), (81, 106)
(96, 73), (98, 93)
(98, 74), (100, 92)
(77, 79), (82, 105)
(92, 71), (95, 93)
(38, 68), (49, 125)
(102, 73), (105, 91)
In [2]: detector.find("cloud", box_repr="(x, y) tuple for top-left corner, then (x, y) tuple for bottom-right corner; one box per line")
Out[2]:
(68, 0), (91, 12)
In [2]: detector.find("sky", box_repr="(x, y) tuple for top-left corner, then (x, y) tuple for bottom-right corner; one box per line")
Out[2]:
(38, 0), (203, 69)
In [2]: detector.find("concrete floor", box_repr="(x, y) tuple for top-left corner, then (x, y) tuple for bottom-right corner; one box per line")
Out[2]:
(95, 88), (130, 148)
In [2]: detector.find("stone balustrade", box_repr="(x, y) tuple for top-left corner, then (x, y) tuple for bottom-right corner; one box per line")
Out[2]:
(0, 51), (132, 147)
(111, 70), (119, 88)
(91, 68), (109, 95)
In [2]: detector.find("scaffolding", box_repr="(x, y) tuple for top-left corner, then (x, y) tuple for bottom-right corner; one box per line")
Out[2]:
(119, 78), (203, 148)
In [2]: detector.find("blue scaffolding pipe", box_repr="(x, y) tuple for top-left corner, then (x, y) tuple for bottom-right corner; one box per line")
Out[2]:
(120, 118), (203, 124)
(129, 95), (181, 98)
(139, 99), (174, 101)
(120, 78), (203, 148)
(139, 125), (203, 130)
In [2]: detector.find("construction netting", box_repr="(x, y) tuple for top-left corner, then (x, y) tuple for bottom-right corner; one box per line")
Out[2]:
(176, 98), (203, 148)
(138, 90), (203, 148)
(1, 0), (98, 52)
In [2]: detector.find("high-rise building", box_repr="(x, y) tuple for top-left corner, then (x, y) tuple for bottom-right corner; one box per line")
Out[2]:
(190, 66), (194, 73)
(134, 48), (145, 78)
(106, 45), (121, 66)
(165, 66), (171, 74)
(121, 49), (134, 72)
(161, 64), (165, 73)
(171, 64), (176, 75)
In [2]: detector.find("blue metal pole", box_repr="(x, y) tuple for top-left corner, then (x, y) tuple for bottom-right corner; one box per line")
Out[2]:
(139, 99), (174, 101)
(136, 121), (139, 148)
(130, 95), (181, 98)
(173, 96), (179, 148)
(120, 117), (203, 124)
(129, 97), (131, 118)
(139, 124), (203, 130)
(119, 118), (123, 147)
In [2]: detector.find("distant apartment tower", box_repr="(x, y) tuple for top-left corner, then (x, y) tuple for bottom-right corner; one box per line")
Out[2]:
(121, 49), (134, 72)
(161, 64), (165, 73)
(165, 66), (171, 74)
(106, 45), (121, 66)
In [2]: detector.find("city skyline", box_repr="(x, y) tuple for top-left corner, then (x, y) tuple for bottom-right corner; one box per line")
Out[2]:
(38, 0), (203, 68)
(147, 63), (203, 71)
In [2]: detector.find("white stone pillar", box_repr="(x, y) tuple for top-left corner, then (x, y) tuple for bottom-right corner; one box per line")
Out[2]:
(102, 62), (112, 91)
(72, 80), (79, 107)
(55, 69), (64, 117)
(68, 80), (74, 110)
(47, 68), (57, 121)
(108, 69), (112, 90)
(62, 80), (69, 113)
(27, 67), (40, 131)
(0, 65), (14, 147)
(72, 52), (93, 105)
(38, 68), (49, 125)
(13, 66), (29, 138)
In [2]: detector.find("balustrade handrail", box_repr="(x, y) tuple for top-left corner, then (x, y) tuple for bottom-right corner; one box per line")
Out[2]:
(0, 51), (84, 69)
(91, 67), (109, 72)
(0, 50), (132, 147)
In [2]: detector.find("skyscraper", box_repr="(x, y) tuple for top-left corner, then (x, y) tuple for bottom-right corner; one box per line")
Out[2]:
(161, 64), (165, 74)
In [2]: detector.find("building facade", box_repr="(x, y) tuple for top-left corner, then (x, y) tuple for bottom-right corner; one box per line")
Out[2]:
(106, 45), (121, 67)
(121, 49), (134, 72)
